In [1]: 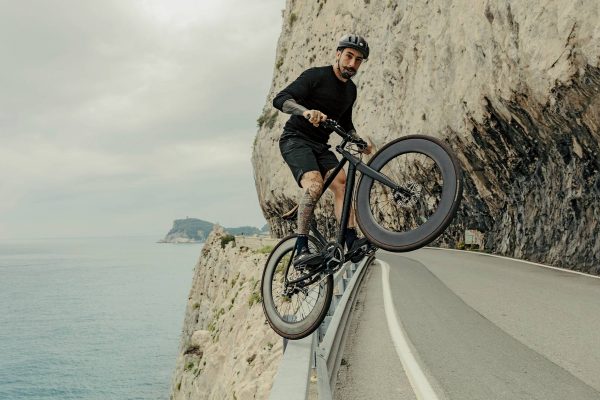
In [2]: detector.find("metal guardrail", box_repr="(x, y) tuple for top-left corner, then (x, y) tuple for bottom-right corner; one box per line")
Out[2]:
(268, 333), (316, 400)
(269, 255), (374, 400)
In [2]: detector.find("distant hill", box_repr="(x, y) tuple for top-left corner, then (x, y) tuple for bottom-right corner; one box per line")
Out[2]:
(225, 226), (262, 236)
(159, 218), (269, 243)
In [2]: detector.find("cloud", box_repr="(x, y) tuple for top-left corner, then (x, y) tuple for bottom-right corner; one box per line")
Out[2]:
(0, 0), (284, 238)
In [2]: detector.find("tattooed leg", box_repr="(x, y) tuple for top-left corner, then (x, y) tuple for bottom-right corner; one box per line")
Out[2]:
(298, 171), (324, 235)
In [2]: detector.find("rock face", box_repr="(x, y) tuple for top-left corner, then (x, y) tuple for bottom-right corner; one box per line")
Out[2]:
(252, 0), (600, 273)
(170, 226), (282, 399)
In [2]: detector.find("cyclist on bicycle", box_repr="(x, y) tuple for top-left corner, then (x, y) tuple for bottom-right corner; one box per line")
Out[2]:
(273, 34), (372, 267)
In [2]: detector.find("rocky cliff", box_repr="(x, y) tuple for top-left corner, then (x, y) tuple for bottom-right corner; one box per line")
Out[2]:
(252, 0), (600, 273)
(170, 227), (281, 399)
(171, 1), (600, 397)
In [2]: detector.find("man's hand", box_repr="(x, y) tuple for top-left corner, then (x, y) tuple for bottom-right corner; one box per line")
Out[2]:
(303, 110), (327, 127)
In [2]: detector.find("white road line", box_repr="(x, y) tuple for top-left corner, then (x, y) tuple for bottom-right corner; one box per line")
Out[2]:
(380, 260), (440, 400)
(423, 247), (600, 280)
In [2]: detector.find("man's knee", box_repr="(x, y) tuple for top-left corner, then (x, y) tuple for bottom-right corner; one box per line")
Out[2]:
(300, 171), (324, 196)
(329, 170), (347, 193)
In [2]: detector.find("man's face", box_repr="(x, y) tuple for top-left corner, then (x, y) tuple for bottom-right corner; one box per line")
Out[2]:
(336, 48), (365, 79)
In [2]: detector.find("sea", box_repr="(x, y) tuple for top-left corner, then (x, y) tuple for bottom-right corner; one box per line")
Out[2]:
(0, 236), (202, 400)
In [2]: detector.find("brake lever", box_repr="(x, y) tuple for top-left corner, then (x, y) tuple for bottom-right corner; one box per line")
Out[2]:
(354, 139), (368, 151)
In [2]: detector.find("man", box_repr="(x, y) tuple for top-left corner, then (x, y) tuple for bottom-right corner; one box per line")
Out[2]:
(272, 34), (372, 267)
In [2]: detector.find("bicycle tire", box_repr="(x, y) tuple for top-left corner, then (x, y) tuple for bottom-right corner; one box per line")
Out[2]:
(261, 234), (333, 340)
(355, 135), (463, 252)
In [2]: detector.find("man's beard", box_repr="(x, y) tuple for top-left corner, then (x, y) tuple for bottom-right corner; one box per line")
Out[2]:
(341, 67), (356, 79)
(337, 60), (356, 79)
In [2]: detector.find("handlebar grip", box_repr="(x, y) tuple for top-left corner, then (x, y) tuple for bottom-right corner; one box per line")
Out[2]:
(320, 119), (346, 135)
(319, 119), (336, 129)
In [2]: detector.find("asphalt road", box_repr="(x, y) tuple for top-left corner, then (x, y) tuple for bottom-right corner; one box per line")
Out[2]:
(336, 248), (600, 400)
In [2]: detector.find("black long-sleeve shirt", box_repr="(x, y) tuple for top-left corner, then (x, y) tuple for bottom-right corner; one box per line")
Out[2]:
(273, 66), (356, 144)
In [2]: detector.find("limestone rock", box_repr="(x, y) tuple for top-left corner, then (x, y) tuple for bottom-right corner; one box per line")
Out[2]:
(190, 330), (210, 347)
(169, 227), (282, 400)
(252, 0), (600, 273)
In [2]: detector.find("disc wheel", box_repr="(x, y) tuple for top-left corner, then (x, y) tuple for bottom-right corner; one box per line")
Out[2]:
(356, 135), (463, 252)
(261, 234), (333, 340)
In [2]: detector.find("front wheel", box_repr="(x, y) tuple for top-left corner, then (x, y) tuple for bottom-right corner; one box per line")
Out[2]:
(261, 234), (333, 340)
(356, 135), (463, 252)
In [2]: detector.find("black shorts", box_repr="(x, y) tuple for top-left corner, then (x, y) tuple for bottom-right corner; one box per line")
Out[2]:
(279, 137), (339, 187)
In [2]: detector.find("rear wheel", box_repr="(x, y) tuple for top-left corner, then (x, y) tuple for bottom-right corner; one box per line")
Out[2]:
(356, 135), (462, 252)
(261, 234), (333, 340)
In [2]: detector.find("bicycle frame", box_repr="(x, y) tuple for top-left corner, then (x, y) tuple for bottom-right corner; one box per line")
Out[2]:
(265, 119), (463, 340)
(313, 135), (405, 248)
(284, 121), (405, 285)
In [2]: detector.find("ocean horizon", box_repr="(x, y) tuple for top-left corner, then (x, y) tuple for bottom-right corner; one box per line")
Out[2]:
(0, 236), (202, 400)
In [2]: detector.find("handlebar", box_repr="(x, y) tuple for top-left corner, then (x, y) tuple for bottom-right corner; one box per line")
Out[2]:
(320, 119), (368, 150)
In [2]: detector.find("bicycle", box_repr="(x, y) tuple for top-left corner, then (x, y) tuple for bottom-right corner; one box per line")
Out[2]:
(261, 119), (463, 339)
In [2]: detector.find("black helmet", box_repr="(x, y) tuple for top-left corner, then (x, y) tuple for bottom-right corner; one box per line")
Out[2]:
(337, 34), (370, 59)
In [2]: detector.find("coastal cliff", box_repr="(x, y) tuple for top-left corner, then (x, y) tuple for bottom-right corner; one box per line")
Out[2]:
(172, 1), (600, 398)
(252, 0), (600, 273)
(170, 227), (281, 399)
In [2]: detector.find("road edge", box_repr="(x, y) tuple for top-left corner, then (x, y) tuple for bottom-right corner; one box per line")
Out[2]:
(380, 260), (441, 400)
(424, 247), (600, 280)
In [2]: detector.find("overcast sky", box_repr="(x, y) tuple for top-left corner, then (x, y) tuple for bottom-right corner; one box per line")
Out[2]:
(0, 0), (285, 239)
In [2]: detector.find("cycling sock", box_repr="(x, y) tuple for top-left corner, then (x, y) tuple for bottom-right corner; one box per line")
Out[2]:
(295, 234), (309, 253)
(345, 227), (358, 250)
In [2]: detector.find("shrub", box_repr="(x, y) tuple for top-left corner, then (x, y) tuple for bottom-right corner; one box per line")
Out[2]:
(257, 245), (274, 254)
(275, 57), (284, 70)
(230, 272), (240, 287)
(248, 291), (261, 307)
(207, 320), (217, 332)
(257, 110), (278, 129)
(221, 234), (235, 248)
